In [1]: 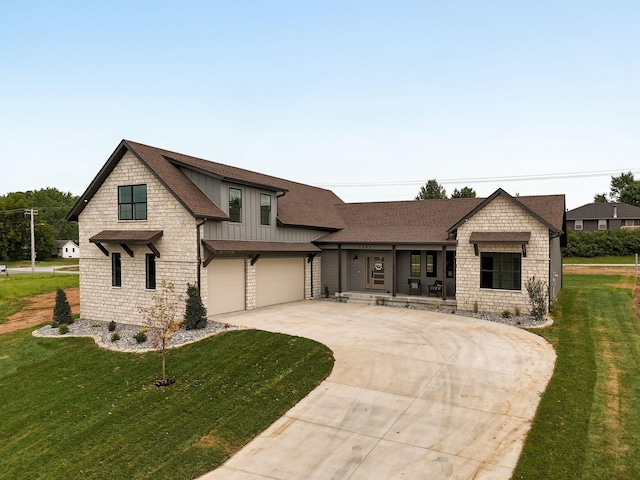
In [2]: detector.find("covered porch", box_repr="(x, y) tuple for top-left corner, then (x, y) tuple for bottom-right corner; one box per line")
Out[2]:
(319, 244), (457, 301)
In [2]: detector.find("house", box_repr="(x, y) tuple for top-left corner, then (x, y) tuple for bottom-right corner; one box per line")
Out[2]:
(67, 140), (565, 324)
(566, 202), (640, 231)
(56, 240), (80, 258)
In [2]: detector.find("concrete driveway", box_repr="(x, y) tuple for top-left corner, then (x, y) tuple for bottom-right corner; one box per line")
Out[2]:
(198, 301), (555, 480)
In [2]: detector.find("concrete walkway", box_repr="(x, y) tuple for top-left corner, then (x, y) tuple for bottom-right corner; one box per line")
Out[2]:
(198, 301), (555, 480)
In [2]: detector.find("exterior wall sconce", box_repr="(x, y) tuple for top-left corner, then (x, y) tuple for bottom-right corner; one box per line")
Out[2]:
(353, 254), (358, 260)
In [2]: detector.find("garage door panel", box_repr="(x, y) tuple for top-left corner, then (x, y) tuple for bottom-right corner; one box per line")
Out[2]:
(256, 258), (304, 307)
(207, 259), (245, 315)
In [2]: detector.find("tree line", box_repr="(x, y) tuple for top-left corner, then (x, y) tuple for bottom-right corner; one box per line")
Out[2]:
(0, 188), (79, 261)
(414, 179), (476, 200)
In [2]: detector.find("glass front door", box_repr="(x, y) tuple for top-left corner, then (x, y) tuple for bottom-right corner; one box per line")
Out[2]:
(366, 255), (385, 290)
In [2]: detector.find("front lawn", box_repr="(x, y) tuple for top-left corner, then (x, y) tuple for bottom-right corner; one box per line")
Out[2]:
(0, 328), (333, 479)
(513, 273), (640, 479)
(0, 273), (79, 324)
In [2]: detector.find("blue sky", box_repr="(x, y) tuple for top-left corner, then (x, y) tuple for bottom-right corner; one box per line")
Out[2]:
(1, 1), (638, 209)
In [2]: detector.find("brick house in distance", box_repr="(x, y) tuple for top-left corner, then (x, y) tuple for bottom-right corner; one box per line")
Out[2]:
(68, 140), (565, 324)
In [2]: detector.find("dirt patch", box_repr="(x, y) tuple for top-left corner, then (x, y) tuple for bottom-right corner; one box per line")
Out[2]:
(0, 288), (79, 336)
(564, 265), (637, 276)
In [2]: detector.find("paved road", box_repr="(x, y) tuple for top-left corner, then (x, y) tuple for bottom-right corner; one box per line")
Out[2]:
(198, 301), (555, 480)
(4, 266), (78, 275)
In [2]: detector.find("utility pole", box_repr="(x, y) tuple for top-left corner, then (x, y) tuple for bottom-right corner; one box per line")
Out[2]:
(24, 209), (38, 272)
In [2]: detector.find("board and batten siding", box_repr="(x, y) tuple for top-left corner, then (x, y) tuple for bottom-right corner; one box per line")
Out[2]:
(182, 166), (330, 243)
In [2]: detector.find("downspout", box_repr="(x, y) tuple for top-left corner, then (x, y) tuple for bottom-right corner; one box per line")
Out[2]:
(196, 218), (206, 293)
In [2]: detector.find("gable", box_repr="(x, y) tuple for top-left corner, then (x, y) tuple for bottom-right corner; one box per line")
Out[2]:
(68, 140), (344, 230)
(448, 189), (564, 235)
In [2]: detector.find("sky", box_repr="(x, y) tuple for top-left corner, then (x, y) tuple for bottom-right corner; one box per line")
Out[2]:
(1, 1), (639, 210)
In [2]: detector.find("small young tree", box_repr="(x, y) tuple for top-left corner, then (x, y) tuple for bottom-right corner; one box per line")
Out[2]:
(52, 288), (73, 326)
(184, 284), (207, 330)
(138, 280), (183, 386)
(526, 276), (548, 320)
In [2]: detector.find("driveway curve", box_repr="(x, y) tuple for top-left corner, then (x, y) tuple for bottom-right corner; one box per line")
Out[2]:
(198, 301), (555, 480)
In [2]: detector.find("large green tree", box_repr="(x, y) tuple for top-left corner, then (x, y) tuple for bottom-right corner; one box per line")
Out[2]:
(415, 179), (447, 200)
(0, 188), (79, 261)
(609, 172), (640, 206)
(451, 186), (477, 198)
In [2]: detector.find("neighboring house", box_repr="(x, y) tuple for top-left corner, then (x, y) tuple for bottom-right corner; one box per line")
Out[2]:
(566, 202), (640, 232)
(56, 240), (80, 258)
(67, 140), (565, 324)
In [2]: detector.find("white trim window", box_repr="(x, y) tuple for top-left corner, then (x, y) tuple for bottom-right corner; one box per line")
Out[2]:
(574, 220), (583, 231)
(598, 219), (607, 230)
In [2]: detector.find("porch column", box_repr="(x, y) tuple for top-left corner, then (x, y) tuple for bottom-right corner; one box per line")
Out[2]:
(338, 244), (342, 294)
(392, 245), (397, 297)
(441, 245), (447, 300)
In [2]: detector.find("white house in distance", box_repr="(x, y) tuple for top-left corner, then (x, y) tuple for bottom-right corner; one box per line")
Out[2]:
(56, 240), (80, 259)
(67, 140), (565, 325)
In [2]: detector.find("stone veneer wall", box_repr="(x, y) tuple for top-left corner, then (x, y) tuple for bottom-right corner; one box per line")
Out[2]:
(79, 152), (203, 326)
(304, 255), (322, 299)
(245, 259), (256, 310)
(455, 195), (550, 313)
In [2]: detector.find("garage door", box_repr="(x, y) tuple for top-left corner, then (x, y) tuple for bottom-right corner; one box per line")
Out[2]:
(256, 257), (304, 307)
(207, 258), (245, 315)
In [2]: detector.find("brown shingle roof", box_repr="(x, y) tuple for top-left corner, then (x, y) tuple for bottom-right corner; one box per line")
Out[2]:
(316, 191), (565, 244)
(469, 231), (531, 243)
(68, 140), (345, 229)
(315, 198), (481, 244)
(202, 239), (320, 254)
(89, 230), (163, 243)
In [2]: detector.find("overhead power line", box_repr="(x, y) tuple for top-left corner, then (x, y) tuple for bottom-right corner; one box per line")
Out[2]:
(317, 169), (640, 188)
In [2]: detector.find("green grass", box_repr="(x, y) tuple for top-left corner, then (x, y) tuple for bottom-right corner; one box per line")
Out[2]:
(0, 328), (334, 479)
(2, 258), (79, 268)
(513, 274), (640, 479)
(0, 273), (79, 324)
(563, 255), (636, 264)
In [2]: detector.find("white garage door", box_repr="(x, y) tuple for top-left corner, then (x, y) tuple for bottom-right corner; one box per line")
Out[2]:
(207, 258), (245, 315)
(256, 257), (304, 307)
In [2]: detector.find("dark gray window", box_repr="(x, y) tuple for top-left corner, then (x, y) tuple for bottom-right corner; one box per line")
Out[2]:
(118, 184), (147, 220)
(480, 253), (521, 290)
(260, 194), (271, 226)
(146, 254), (156, 290)
(410, 251), (421, 277)
(112, 253), (121, 287)
(426, 250), (437, 277)
(229, 188), (242, 223)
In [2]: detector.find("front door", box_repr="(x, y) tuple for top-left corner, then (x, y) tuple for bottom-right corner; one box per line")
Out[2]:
(365, 255), (386, 290)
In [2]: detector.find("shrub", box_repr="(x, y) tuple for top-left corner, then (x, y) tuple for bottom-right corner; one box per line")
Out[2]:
(51, 321), (59, 329)
(184, 284), (207, 330)
(526, 276), (548, 320)
(111, 332), (121, 342)
(133, 332), (147, 344)
(473, 301), (479, 314)
(515, 306), (521, 316)
(108, 321), (117, 332)
(53, 288), (73, 326)
(502, 310), (511, 318)
(58, 324), (69, 335)
(91, 323), (101, 328)
(564, 228), (640, 257)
